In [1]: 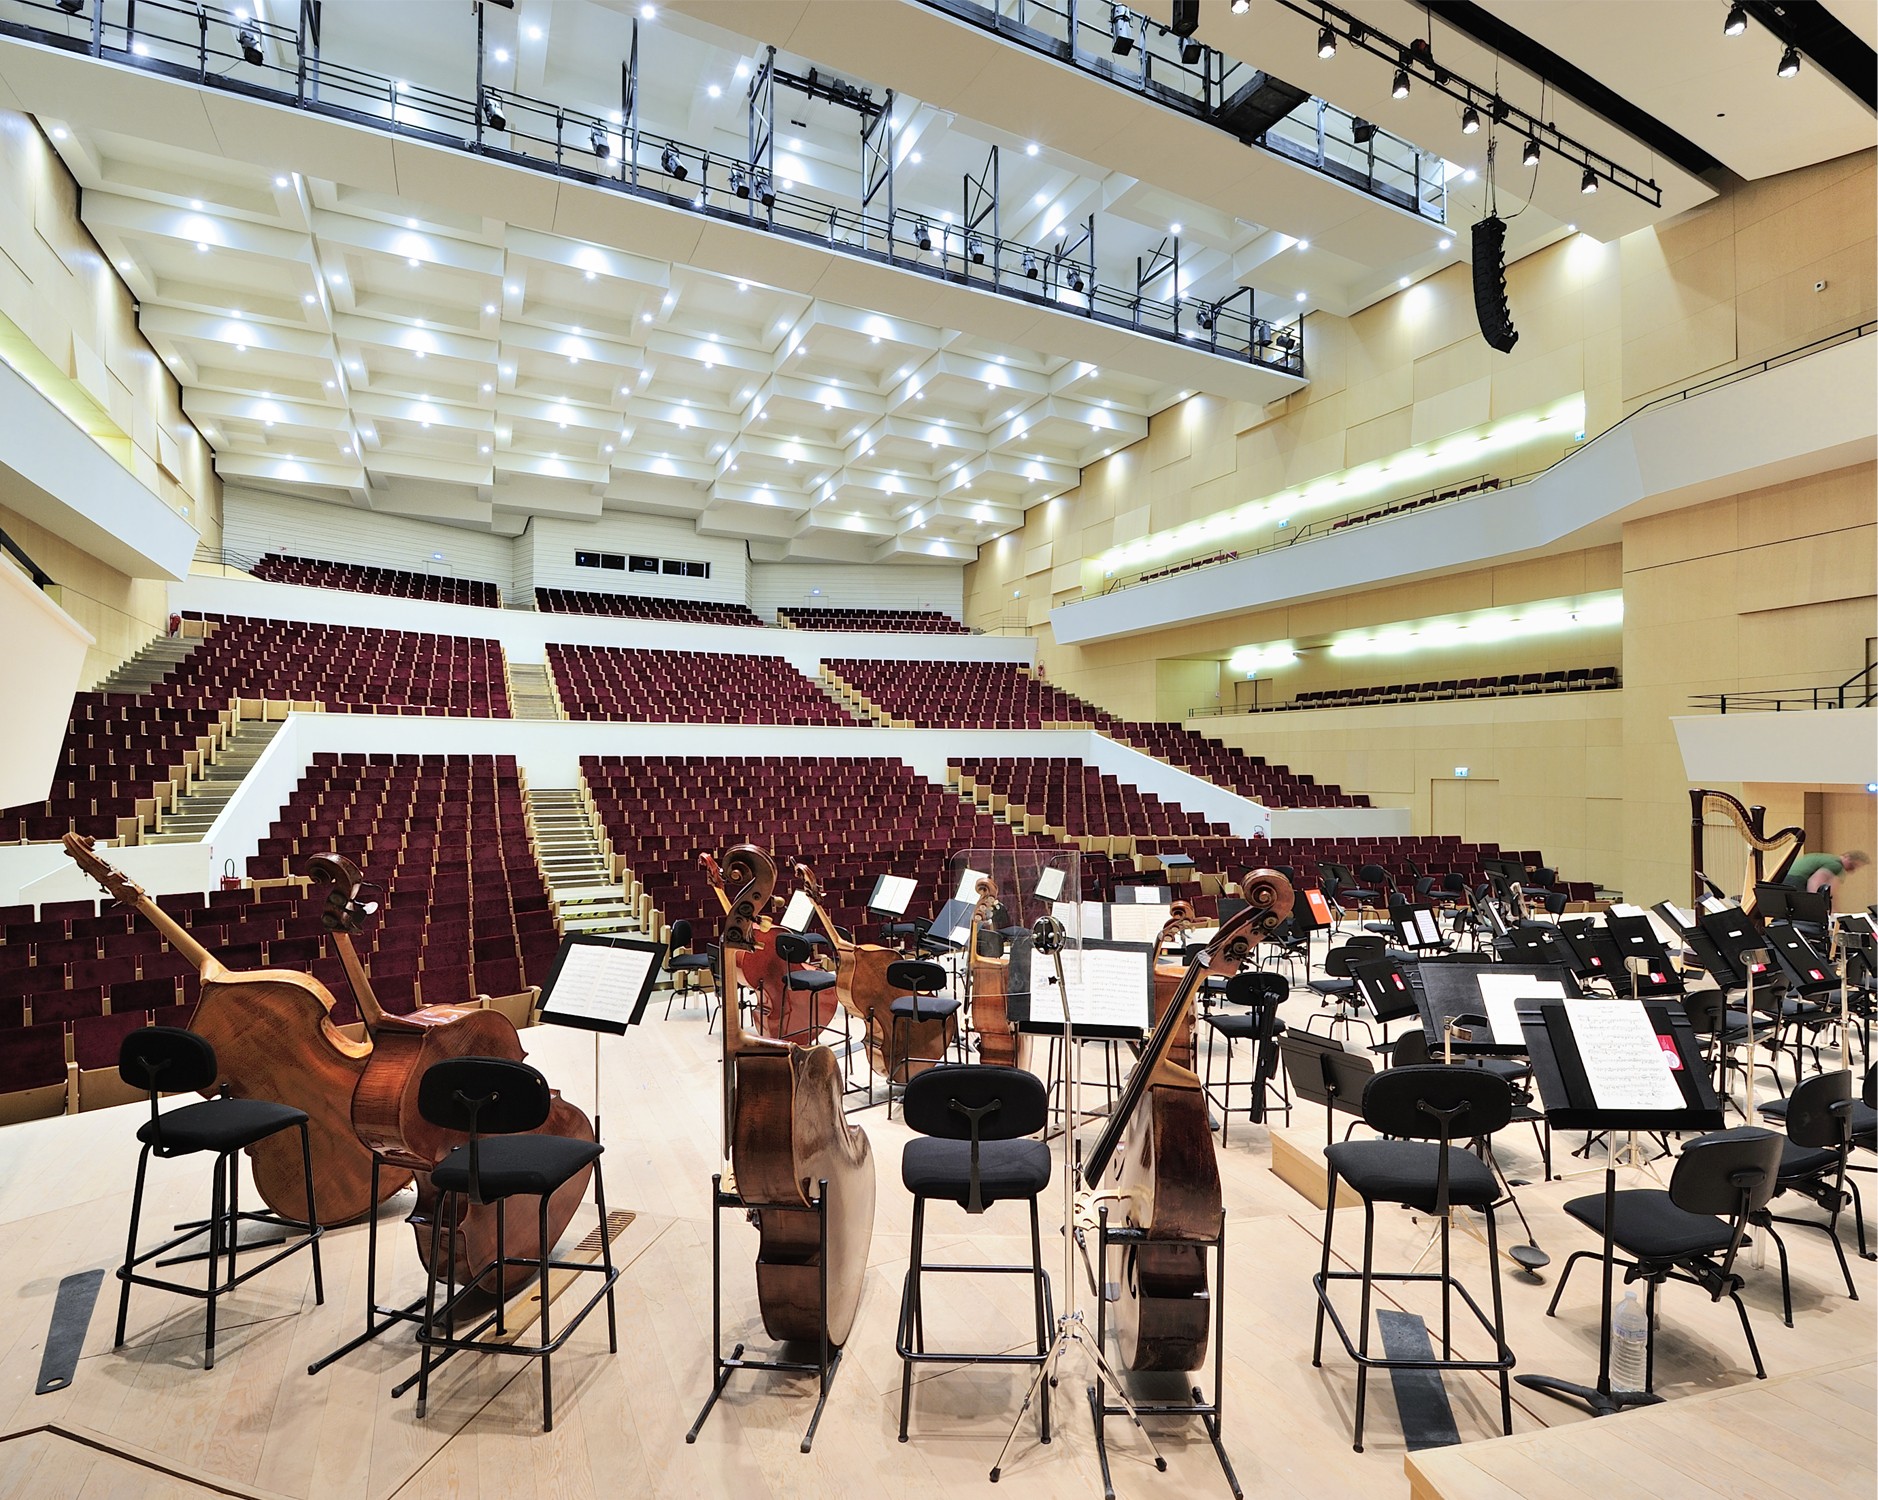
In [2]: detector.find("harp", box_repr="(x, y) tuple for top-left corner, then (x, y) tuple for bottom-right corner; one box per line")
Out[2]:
(1689, 788), (1805, 917)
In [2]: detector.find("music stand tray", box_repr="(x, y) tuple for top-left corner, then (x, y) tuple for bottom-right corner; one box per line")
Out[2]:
(1514, 998), (1723, 1418)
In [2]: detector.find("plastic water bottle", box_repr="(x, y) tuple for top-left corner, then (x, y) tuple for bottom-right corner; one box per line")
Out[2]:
(1609, 1288), (1649, 1393)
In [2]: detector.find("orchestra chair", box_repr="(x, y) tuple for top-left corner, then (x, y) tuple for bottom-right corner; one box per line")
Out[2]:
(1751, 1069), (1866, 1322)
(1202, 970), (1291, 1142)
(882, 959), (964, 1119)
(1312, 1065), (1516, 1452)
(1306, 936), (1382, 1046)
(1547, 1126), (1783, 1391)
(114, 1027), (324, 1370)
(775, 932), (841, 1045)
(412, 1057), (616, 1432)
(895, 1064), (1053, 1443)
(662, 918), (717, 1023)
(1390, 1030), (1550, 1181)
(1681, 989), (1782, 1118)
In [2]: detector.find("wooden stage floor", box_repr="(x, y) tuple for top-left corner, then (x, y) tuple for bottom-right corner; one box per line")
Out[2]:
(1, 993), (1872, 1499)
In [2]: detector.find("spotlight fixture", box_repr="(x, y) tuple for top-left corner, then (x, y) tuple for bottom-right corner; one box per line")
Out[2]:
(730, 167), (749, 198)
(1022, 251), (1039, 279)
(1180, 35), (1204, 65)
(754, 172), (775, 208)
(1580, 166), (1599, 194)
(1522, 135), (1540, 167)
(1777, 44), (1800, 76)
(236, 24), (264, 66)
(56, 0), (84, 13)
(660, 144), (687, 180)
(1461, 104), (1480, 135)
(590, 122), (610, 158)
(1351, 117), (1377, 145)
(1196, 303), (1215, 332)
(1348, 21), (1365, 44)
(1317, 25), (1337, 58)
(481, 92), (507, 131)
(968, 237), (985, 264)
(1109, 4), (1135, 56)
(1275, 327), (1297, 352)
(1723, 2), (1747, 35)
(1067, 267), (1086, 294)
(916, 220), (933, 251)
(1392, 66), (1411, 100)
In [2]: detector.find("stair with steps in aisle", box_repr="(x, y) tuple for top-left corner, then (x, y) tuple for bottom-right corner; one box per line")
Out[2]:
(508, 661), (562, 721)
(816, 665), (901, 726)
(145, 719), (284, 844)
(526, 786), (639, 938)
(95, 633), (198, 695)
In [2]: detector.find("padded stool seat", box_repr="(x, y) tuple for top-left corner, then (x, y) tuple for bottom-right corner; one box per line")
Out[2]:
(431, 1135), (604, 1199)
(789, 968), (838, 993)
(668, 953), (713, 973)
(891, 994), (960, 1021)
(1325, 1139), (1500, 1212)
(1563, 1188), (1738, 1258)
(901, 1137), (1052, 1207)
(137, 1097), (308, 1155)
(1208, 1011), (1286, 1041)
(1308, 977), (1355, 997)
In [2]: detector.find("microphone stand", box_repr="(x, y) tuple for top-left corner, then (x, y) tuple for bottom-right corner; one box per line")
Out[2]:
(990, 917), (1167, 1485)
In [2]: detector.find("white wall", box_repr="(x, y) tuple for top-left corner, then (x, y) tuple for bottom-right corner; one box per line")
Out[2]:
(1673, 708), (1878, 788)
(0, 840), (215, 908)
(521, 513), (748, 604)
(167, 574), (1036, 671)
(0, 560), (93, 809)
(224, 487), (517, 595)
(749, 561), (965, 620)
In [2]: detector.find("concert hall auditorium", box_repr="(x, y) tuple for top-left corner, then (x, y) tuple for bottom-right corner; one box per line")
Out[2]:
(0, 1), (1872, 1496)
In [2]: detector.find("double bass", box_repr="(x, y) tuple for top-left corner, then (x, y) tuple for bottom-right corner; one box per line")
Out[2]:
(1150, 898), (1202, 1073)
(697, 850), (823, 1041)
(717, 844), (874, 1345)
(1081, 870), (1292, 1370)
(309, 854), (596, 1293)
(966, 876), (1022, 1068)
(791, 860), (956, 1084)
(63, 834), (399, 1225)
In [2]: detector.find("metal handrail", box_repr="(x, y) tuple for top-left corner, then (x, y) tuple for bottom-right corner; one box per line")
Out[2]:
(0, 0), (1303, 375)
(1691, 662), (1878, 714)
(0, 526), (55, 591)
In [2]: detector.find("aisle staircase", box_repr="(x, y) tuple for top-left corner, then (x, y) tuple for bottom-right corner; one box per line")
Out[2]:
(508, 661), (561, 720)
(95, 634), (197, 694)
(526, 787), (639, 936)
(145, 720), (284, 844)
(817, 665), (905, 726)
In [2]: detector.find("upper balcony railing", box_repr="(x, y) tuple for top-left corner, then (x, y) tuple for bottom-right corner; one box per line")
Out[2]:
(921, 0), (1446, 223)
(0, 0), (1306, 377)
(1689, 664), (1877, 715)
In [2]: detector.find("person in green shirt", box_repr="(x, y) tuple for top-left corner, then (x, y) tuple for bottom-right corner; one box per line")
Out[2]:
(1780, 849), (1869, 896)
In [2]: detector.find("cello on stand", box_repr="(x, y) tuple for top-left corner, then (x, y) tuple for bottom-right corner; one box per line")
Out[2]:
(688, 844), (876, 1452)
(967, 876), (1024, 1069)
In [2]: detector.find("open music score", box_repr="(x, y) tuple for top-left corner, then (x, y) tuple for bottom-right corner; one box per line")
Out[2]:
(1475, 973), (1566, 1045)
(1033, 865), (1066, 901)
(779, 889), (816, 933)
(954, 866), (989, 902)
(1108, 903), (1174, 945)
(1008, 937), (1151, 1039)
(1561, 997), (1685, 1112)
(538, 934), (666, 1034)
(1051, 900), (1108, 942)
(867, 874), (918, 916)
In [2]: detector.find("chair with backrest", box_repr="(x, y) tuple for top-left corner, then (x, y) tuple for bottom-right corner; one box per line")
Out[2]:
(1752, 1068), (1866, 1322)
(114, 1026), (324, 1369)
(1307, 936), (1383, 1044)
(412, 1056), (616, 1432)
(882, 959), (964, 1117)
(1202, 970), (1291, 1142)
(1547, 1126), (1784, 1391)
(1311, 1065), (1516, 1451)
(775, 932), (839, 1044)
(895, 1064), (1053, 1442)
(661, 917), (718, 1024)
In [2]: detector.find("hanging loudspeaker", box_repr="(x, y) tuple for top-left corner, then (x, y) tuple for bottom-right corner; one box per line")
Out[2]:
(1170, 0), (1200, 38)
(1471, 214), (1518, 353)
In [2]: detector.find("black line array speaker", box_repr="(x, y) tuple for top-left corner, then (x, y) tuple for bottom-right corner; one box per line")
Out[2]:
(1471, 214), (1518, 353)
(1171, 0), (1200, 37)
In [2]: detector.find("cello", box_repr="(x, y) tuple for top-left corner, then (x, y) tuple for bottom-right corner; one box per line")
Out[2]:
(698, 849), (801, 1039)
(308, 854), (596, 1294)
(966, 876), (1022, 1068)
(791, 860), (955, 1084)
(716, 844), (875, 1345)
(1081, 870), (1292, 1371)
(63, 834), (400, 1225)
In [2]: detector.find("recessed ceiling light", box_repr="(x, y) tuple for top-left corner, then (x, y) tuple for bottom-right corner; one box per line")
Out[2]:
(303, 292), (315, 304)
(1398, 275), (1411, 288)
(50, 127), (68, 140)
(1295, 290), (1307, 302)
(274, 175), (288, 188)
(196, 242), (210, 253)
(493, 47), (509, 62)
(323, 378), (334, 388)
(1025, 142), (1039, 156)
(190, 198), (203, 210)
(641, 311), (652, 323)
(407, 256), (420, 267)
(1169, 222), (1182, 236)
(1438, 237), (1452, 251)
(1461, 169), (1477, 183)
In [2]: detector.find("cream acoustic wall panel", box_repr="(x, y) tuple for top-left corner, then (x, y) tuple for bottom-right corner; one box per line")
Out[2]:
(222, 487), (519, 596)
(748, 562), (965, 620)
(522, 512), (750, 604)
(1673, 710), (1878, 792)
(0, 560), (92, 810)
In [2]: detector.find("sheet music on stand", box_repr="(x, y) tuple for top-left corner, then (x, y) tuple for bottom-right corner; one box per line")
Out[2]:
(1008, 937), (1150, 1041)
(538, 934), (666, 1035)
(1112, 884), (1174, 905)
(779, 889), (815, 934)
(1417, 963), (1581, 1054)
(1396, 905), (1445, 949)
(1033, 865), (1066, 902)
(1107, 902), (1174, 946)
(867, 874), (918, 917)
(953, 866), (990, 903)
(1051, 901), (1107, 943)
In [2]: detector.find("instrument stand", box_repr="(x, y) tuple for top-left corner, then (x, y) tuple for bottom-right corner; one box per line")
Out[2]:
(1089, 1206), (1240, 1499)
(687, 1173), (841, 1454)
(989, 960), (1169, 1490)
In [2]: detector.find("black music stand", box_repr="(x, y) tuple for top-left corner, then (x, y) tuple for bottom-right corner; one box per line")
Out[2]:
(1278, 1031), (1376, 1149)
(1513, 998), (1723, 1418)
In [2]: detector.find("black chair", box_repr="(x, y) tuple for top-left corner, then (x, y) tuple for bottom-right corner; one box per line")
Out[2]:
(663, 918), (717, 1022)
(413, 1057), (617, 1432)
(895, 1065), (1054, 1442)
(1312, 1065), (1515, 1451)
(1547, 1126), (1783, 1391)
(775, 932), (839, 1044)
(114, 1027), (324, 1369)
(883, 959), (963, 1118)
(1682, 989), (1782, 1115)
(1307, 936), (1382, 1044)
(1754, 1069), (1866, 1322)
(1202, 970), (1291, 1141)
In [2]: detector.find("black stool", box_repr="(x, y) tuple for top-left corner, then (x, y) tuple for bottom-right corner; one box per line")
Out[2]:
(896, 1065), (1054, 1442)
(115, 1027), (324, 1370)
(776, 933), (841, 1045)
(1203, 969), (1291, 1141)
(1312, 1065), (1516, 1452)
(884, 959), (962, 1118)
(413, 1057), (618, 1432)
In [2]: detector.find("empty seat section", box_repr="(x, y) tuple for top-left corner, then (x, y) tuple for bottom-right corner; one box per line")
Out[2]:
(547, 645), (854, 724)
(1268, 668), (1621, 712)
(778, 607), (968, 635)
(250, 553), (502, 609)
(949, 758), (1229, 840)
(534, 588), (767, 627)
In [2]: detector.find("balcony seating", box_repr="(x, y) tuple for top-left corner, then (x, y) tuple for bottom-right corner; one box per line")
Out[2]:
(778, 607), (969, 635)
(251, 553), (501, 609)
(1278, 667), (1620, 711)
(534, 588), (767, 627)
(950, 758), (1229, 840)
(1328, 476), (1503, 532)
(548, 645), (853, 724)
